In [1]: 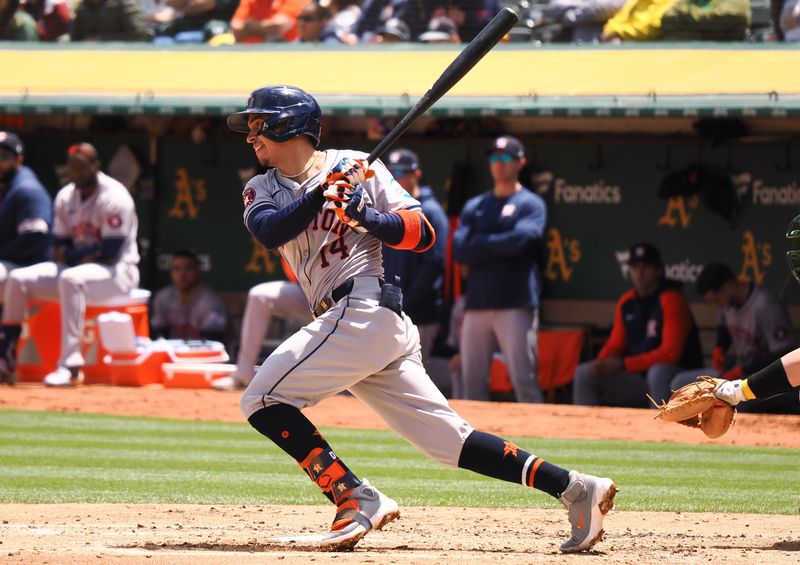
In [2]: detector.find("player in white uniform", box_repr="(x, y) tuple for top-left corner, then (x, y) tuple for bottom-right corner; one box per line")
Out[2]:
(228, 85), (617, 553)
(212, 258), (311, 391)
(0, 143), (139, 387)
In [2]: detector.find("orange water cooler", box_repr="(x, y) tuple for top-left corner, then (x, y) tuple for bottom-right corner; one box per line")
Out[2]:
(15, 289), (151, 383)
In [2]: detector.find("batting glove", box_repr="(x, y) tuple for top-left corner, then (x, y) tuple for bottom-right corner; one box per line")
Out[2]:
(322, 178), (355, 206)
(343, 183), (379, 230)
(328, 158), (374, 187)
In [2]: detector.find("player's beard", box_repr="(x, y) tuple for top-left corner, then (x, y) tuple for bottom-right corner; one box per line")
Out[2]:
(0, 166), (17, 186)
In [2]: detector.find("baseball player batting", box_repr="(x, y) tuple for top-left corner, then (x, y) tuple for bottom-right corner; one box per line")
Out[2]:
(228, 85), (618, 552)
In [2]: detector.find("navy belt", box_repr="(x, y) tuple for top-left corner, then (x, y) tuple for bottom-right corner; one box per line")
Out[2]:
(313, 277), (382, 318)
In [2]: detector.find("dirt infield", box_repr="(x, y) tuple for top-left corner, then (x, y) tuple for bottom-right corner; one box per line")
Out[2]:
(2, 384), (800, 564)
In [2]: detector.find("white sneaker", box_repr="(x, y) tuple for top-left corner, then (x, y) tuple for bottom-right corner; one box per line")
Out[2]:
(43, 366), (84, 387)
(559, 471), (618, 553)
(211, 368), (252, 391)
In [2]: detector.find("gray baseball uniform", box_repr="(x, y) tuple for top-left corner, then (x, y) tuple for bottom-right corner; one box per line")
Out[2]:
(3, 171), (139, 368)
(150, 284), (228, 340)
(719, 285), (796, 366)
(240, 149), (473, 467)
(233, 280), (311, 382)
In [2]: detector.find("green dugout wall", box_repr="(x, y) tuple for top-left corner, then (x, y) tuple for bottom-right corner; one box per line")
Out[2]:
(19, 132), (800, 303)
(6, 43), (800, 303)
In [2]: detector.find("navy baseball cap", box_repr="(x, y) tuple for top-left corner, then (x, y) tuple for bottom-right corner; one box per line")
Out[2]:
(419, 16), (459, 42)
(627, 242), (662, 266)
(377, 18), (410, 41)
(0, 131), (23, 156)
(488, 135), (525, 159)
(387, 148), (420, 174)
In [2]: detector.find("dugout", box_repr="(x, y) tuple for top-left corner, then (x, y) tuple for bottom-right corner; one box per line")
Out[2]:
(4, 42), (800, 365)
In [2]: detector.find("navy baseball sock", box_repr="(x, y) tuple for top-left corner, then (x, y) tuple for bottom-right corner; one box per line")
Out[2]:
(458, 430), (570, 499)
(248, 404), (361, 505)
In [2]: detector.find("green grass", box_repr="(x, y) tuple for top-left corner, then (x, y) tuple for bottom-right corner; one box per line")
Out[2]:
(1, 409), (797, 514)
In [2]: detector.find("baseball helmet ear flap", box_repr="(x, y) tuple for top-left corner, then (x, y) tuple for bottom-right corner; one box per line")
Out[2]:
(226, 85), (322, 147)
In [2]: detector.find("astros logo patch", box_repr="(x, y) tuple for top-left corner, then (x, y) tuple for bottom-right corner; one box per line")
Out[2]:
(243, 187), (256, 208)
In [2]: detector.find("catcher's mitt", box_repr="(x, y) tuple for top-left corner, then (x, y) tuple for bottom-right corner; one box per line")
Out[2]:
(649, 376), (736, 438)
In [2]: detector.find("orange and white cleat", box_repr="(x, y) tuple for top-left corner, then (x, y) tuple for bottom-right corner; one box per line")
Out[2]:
(318, 479), (400, 551)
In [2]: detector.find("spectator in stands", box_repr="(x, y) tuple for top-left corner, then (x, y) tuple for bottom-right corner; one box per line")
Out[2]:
(418, 14), (460, 42)
(295, 1), (340, 42)
(150, 249), (228, 343)
(230, 0), (306, 43)
(371, 15), (410, 41)
(0, 132), (52, 383)
(428, 0), (502, 42)
(22, 0), (70, 40)
(0, 143), (140, 387)
(382, 148), (448, 378)
(452, 135), (545, 403)
(670, 262), (799, 414)
(572, 242), (703, 408)
(601, 0), (679, 41)
(71, 0), (152, 41)
(544, 0), (626, 42)
(212, 259), (310, 391)
(780, 0), (800, 40)
(0, 0), (38, 39)
(323, 0), (361, 44)
(138, 0), (179, 35)
(659, 0), (750, 40)
(356, 0), (424, 42)
(156, 0), (236, 40)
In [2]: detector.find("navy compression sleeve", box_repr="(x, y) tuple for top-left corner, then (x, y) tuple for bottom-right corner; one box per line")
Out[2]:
(246, 187), (326, 249)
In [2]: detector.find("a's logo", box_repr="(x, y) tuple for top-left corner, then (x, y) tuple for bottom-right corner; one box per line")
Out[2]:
(244, 235), (278, 274)
(168, 167), (207, 220)
(544, 228), (581, 282)
(107, 214), (122, 228)
(739, 230), (771, 284)
(243, 187), (256, 208)
(658, 195), (699, 228)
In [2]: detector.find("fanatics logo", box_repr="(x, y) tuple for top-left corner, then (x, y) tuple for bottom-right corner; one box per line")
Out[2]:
(243, 187), (256, 208)
(108, 214), (122, 228)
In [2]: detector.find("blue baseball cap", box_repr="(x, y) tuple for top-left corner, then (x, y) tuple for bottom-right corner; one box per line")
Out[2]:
(488, 135), (525, 159)
(0, 131), (23, 156)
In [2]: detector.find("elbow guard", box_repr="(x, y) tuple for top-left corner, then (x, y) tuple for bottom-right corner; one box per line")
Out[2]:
(387, 210), (435, 252)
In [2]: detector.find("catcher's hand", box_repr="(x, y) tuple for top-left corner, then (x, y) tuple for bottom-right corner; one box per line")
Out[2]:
(650, 376), (736, 438)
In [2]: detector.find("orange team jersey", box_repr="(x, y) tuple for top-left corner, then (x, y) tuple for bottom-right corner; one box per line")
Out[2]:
(232, 0), (307, 43)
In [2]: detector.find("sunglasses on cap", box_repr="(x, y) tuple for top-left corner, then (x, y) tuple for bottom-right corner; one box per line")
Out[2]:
(489, 152), (515, 164)
(389, 167), (414, 178)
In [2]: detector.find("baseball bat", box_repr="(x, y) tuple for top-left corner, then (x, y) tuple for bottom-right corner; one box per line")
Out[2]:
(367, 7), (519, 164)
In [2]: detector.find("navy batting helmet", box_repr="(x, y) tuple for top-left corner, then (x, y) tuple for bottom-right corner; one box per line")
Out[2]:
(227, 85), (321, 147)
